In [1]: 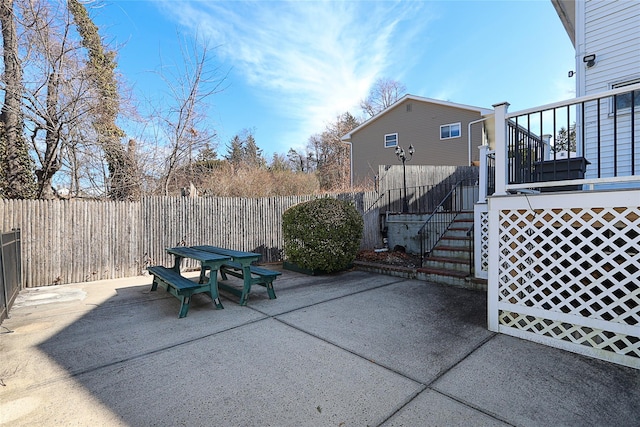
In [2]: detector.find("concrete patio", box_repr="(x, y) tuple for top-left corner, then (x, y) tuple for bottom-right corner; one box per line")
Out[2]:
(1, 267), (638, 426)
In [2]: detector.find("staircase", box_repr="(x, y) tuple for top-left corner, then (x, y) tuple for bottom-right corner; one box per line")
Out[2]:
(417, 211), (487, 291)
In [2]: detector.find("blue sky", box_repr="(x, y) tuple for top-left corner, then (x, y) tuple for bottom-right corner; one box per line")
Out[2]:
(95, 0), (576, 159)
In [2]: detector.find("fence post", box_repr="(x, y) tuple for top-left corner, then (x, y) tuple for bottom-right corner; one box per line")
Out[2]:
(492, 102), (510, 195)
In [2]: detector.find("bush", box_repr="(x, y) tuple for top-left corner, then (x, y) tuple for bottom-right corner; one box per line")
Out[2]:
(282, 197), (363, 273)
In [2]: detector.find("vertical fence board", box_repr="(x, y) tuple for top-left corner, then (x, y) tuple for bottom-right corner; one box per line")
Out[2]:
(0, 191), (393, 287)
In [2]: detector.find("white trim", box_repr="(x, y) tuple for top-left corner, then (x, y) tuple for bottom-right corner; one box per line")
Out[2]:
(342, 139), (353, 188)
(498, 303), (639, 337)
(487, 198), (500, 331)
(506, 82), (640, 118)
(468, 118), (488, 166)
(489, 187), (640, 210)
(506, 175), (640, 192)
(610, 78), (640, 113)
(497, 326), (640, 370)
(384, 133), (398, 148)
(575, 0), (585, 98)
(440, 122), (461, 140)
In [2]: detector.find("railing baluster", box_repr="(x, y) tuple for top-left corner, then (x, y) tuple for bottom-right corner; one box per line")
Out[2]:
(581, 101), (586, 158)
(632, 91), (636, 175)
(614, 94), (618, 177)
(597, 99), (601, 178)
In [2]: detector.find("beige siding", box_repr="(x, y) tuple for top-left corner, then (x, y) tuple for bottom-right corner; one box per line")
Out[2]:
(350, 99), (486, 185)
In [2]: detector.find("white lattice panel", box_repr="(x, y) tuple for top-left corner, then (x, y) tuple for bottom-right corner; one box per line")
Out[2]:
(496, 204), (640, 364)
(500, 311), (640, 359)
(480, 211), (489, 274)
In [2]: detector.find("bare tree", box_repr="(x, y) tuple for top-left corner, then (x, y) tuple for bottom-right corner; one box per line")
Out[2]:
(18, 0), (97, 198)
(0, 0), (36, 198)
(360, 77), (406, 118)
(68, 0), (140, 200)
(149, 34), (225, 196)
(308, 112), (359, 190)
(286, 148), (310, 173)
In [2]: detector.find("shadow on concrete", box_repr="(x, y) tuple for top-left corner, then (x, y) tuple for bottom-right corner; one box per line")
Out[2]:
(1, 268), (638, 426)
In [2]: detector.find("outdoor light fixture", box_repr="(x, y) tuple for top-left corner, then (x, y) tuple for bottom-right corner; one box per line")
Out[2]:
(395, 144), (415, 212)
(583, 54), (596, 68)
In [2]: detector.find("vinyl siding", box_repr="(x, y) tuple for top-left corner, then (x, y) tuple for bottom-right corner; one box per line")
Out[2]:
(582, 0), (640, 178)
(350, 99), (485, 185)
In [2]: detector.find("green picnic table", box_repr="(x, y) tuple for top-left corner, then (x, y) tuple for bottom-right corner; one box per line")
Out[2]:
(148, 246), (231, 318)
(193, 245), (280, 306)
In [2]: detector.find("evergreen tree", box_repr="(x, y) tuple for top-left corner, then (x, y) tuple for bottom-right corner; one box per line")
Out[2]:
(269, 153), (290, 172)
(554, 125), (577, 153)
(225, 135), (244, 167)
(243, 134), (265, 168)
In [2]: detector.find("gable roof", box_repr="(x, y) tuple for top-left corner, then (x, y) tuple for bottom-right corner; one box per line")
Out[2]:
(341, 94), (492, 141)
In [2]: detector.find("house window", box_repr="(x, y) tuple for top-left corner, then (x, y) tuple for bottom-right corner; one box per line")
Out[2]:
(440, 123), (461, 140)
(612, 79), (640, 112)
(384, 133), (398, 148)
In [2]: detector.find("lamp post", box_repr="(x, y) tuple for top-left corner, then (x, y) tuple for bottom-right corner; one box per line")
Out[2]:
(395, 144), (414, 212)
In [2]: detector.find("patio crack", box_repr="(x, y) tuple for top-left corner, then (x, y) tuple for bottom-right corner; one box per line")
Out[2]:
(270, 314), (508, 427)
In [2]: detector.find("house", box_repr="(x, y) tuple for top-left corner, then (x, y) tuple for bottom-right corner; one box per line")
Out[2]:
(474, 0), (640, 369)
(341, 95), (492, 187)
(554, 0), (640, 181)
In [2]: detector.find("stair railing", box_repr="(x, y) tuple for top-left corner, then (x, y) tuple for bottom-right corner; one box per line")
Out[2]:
(467, 222), (474, 277)
(417, 179), (471, 266)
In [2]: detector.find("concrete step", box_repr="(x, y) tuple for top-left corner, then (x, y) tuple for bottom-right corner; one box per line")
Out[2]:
(416, 267), (487, 291)
(438, 236), (472, 249)
(444, 228), (472, 238)
(431, 245), (471, 259)
(422, 256), (470, 273)
(454, 212), (474, 221)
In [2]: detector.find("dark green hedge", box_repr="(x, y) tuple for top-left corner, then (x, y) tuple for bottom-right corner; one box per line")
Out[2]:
(282, 198), (363, 273)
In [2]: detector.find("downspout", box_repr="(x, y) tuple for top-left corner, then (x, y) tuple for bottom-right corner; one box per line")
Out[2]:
(342, 139), (353, 188)
(468, 117), (488, 166)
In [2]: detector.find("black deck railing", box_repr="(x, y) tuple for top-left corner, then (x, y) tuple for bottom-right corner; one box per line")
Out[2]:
(506, 84), (639, 188)
(487, 151), (495, 196)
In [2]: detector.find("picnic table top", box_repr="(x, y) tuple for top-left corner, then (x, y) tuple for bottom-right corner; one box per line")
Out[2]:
(166, 246), (231, 262)
(192, 245), (261, 261)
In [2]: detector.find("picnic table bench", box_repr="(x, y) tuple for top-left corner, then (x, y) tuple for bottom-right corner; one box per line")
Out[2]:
(193, 245), (281, 306)
(148, 246), (231, 318)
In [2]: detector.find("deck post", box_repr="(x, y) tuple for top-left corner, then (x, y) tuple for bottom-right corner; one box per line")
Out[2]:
(478, 145), (490, 204)
(492, 102), (510, 196)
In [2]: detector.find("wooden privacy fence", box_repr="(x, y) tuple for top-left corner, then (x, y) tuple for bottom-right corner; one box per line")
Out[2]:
(0, 192), (381, 288)
(377, 165), (479, 213)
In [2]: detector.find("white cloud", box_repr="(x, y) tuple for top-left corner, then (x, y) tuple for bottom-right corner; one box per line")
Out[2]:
(157, 0), (432, 151)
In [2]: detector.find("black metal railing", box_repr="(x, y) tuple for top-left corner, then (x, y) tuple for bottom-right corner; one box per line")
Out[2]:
(507, 84), (639, 188)
(487, 151), (495, 196)
(467, 223), (474, 277)
(384, 183), (453, 214)
(417, 179), (473, 265)
(1, 229), (22, 324)
(507, 120), (546, 185)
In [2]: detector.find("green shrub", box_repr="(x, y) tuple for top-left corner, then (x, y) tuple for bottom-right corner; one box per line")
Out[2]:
(282, 197), (363, 273)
